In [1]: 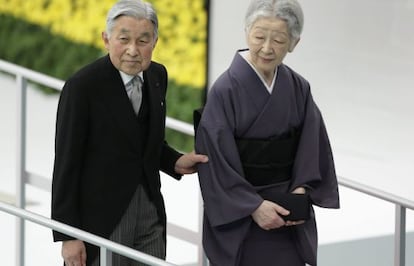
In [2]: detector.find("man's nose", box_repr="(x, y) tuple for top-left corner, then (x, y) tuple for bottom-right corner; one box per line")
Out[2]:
(127, 43), (139, 56)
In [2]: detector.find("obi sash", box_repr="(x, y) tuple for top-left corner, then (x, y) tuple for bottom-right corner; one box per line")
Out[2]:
(236, 129), (300, 186)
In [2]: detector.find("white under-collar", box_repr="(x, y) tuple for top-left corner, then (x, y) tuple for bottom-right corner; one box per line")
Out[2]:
(239, 50), (277, 94)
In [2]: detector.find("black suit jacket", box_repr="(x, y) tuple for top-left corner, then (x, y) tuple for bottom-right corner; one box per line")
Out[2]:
(51, 55), (182, 248)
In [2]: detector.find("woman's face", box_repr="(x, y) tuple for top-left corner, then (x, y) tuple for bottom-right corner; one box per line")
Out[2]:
(246, 17), (296, 79)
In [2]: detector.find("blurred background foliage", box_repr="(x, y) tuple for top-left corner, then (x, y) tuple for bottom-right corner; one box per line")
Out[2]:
(0, 0), (208, 152)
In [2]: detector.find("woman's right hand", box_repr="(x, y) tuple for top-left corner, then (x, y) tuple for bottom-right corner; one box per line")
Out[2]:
(251, 200), (289, 230)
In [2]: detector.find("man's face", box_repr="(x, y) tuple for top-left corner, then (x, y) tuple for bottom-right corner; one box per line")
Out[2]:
(102, 16), (157, 75)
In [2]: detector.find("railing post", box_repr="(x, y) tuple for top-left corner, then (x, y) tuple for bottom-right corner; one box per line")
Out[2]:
(100, 247), (112, 266)
(198, 192), (209, 266)
(15, 75), (27, 266)
(202, 253), (209, 266)
(394, 204), (406, 266)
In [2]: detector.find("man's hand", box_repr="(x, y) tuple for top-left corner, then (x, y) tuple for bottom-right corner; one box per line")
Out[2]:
(251, 200), (289, 230)
(175, 151), (208, 174)
(62, 240), (87, 266)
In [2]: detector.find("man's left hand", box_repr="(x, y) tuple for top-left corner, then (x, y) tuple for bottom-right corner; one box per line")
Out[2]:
(175, 151), (208, 174)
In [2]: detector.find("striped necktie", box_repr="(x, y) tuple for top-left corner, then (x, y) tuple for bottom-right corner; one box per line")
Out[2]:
(126, 76), (142, 115)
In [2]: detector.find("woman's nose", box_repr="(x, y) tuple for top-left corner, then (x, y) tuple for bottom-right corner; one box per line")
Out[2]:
(262, 39), (273, 52)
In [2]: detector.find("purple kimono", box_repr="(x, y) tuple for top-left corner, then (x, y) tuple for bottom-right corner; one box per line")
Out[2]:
(195, 50), (339, 266)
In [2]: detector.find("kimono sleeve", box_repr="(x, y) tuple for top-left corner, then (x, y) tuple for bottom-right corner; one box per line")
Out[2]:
(290, 90), (340, 209)
(195, 87), (263, 227)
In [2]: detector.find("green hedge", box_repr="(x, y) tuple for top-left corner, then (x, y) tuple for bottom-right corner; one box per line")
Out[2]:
(0, 14), (104, 85)
(0, 13), (203, 152)
(166, 82), (204, 152)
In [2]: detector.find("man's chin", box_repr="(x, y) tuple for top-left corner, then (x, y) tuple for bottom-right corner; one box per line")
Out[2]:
(122, 67), (142, 76)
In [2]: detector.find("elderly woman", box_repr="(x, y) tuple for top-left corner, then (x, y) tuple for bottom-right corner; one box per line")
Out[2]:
(195, 0), (339, 265)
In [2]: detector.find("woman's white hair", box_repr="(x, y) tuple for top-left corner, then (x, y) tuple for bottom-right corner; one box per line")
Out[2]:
(245, 0), (304, 44)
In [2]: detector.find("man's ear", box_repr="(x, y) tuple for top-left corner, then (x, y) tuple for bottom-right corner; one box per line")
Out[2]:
(288, 37), (300, 52)
(102, 31), (109, 50)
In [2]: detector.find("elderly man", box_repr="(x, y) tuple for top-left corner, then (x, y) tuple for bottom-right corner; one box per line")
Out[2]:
(51, 0), (208, 265)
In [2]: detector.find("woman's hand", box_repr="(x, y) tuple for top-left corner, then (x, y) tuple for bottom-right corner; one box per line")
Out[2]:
(251, 200), (289, 230)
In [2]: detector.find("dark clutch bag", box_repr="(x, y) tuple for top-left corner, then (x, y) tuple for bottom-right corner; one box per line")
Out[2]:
(259, 190), (311, 221)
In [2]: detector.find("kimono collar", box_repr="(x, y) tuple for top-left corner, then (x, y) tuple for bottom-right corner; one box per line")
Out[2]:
(238, 50), (278, 93)
(229, 50), (281, 96)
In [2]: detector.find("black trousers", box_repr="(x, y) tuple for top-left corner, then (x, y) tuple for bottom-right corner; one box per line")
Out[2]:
(91, 185), (165, 266)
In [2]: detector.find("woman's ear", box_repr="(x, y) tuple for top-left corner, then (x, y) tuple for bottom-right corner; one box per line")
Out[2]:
(288, 37), (300, 52)
(152, 37), (158, 49)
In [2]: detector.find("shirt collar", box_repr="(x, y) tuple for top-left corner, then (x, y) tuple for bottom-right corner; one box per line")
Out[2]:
(119, 71), (144, 86)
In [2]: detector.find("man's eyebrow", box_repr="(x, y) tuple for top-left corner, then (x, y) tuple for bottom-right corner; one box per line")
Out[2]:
(140, 32), (152, 37)
(120, 28), (131, 34)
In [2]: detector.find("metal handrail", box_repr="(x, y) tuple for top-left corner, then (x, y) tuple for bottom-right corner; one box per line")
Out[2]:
(0, 58), (412, 266)
(338, 177), (414, 266)
(0, 201), (176, 266)
(0, 59), (64, 89)
(339, 177), (414, 210)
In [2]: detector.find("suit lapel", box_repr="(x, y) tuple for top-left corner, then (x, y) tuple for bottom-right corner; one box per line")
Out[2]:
(99, 57), (141, 148)
(98, 57), (165, 154)
(143, 66), (164, 158)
